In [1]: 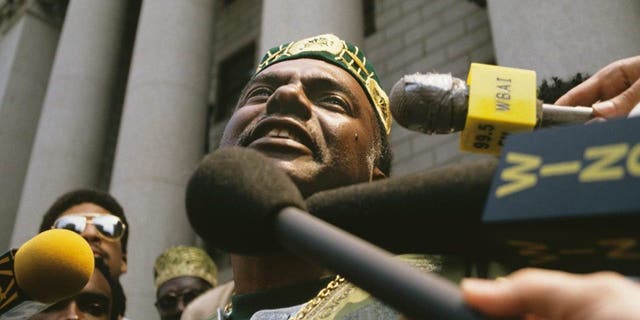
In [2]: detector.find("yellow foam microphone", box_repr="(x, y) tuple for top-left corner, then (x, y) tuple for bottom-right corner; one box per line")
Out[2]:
(1, 229), (94, 319)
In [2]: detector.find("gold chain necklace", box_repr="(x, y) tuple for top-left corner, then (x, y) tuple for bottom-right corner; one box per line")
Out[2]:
(220, 276), (345, 320)
(290, 275), (345, 320)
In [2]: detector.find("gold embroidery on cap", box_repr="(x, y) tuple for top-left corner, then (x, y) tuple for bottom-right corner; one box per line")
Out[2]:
(288, 34), (343, 56)
(366, 78), (391, 135)
(255, 34), (392, 134)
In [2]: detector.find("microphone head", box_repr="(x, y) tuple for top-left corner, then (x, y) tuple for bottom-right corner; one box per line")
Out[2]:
(14, 229), (94, 303)
(186, 147), (306, 254)
(389, 73), (469, 134)
(306, 159), (497, 254)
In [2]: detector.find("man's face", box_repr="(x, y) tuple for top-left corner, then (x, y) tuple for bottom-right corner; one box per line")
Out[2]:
(155, 276), (212, 320)
(58, 203), (127, 278)
(220, 59), (384, 197)
(30, 269), (112, 320)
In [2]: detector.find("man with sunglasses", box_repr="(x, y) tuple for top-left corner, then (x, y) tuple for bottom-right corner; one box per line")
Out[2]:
(153, 246), (218, 320)
(39, 189), (129, 318)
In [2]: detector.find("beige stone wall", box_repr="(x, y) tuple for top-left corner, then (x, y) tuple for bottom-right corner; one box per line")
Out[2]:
(209, 0), (262, 102)
(364, 0), (496, 176)
(207, 0), (262, 151)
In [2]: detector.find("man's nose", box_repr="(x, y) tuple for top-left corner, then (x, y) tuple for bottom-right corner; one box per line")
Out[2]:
(80, 222), (100, 242)
(266, 83), (312, 120)
(177, 298), (186, 312)
(61, 301), (81, 319)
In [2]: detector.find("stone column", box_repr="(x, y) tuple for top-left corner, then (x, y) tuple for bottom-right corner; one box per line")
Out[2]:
(11, 0), (129, 247)
(259, 0), (363, 53)
(0, 2), (61, 250)
(108, 1), (214, 318)
(487, 0), (640, 82)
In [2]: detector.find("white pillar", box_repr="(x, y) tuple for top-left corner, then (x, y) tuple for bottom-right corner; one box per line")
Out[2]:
(487, 0), (640, 82)
(259, 0), (363, 54)
(11, 0), (129, 247)
(0, 6), (60, 250)
(108, 1), (214, 318)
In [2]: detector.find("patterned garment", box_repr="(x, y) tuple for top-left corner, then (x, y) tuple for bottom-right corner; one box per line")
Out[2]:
(210, 255), (439, 320)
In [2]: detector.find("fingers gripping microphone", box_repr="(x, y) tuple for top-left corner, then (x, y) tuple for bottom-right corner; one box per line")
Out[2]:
(1, 229), (94, 319)
(390, 64), (595, 155)
(185, 147), (484, 320)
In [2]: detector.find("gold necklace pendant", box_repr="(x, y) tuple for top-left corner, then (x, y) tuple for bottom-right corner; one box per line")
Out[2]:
(291, 275), (346, 320)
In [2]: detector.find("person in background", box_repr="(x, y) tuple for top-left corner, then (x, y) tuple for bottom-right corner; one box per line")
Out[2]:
(30, 258), (125, 320)
(40, 189), (129, 318)
(154, 246), (218, 320)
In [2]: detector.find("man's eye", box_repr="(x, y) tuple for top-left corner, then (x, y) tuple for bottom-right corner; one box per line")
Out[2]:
(82, 301), (109, 316)
(318, 95), (350, 113)
(246, 87), (272, 102)
(77, 296), (110, 317)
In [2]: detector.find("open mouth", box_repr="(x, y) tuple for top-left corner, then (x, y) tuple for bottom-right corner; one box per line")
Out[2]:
(264, 128), (302, 142)
(243, 118), (317, 157)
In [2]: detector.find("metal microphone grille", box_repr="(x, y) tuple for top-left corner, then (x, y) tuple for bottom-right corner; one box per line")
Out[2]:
(389, 73), (469, 134)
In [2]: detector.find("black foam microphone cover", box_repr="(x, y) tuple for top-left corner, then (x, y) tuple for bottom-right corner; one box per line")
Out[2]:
(306, 159), (498, 254)
(185, 147), (306, 254)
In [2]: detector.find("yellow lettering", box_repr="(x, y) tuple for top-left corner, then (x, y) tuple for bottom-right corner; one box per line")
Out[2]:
(539, 161), (581, 176)
(507, 240), (547, 256)
(557, 248), (595, 255)
(598, 238), (640, 260)
(496, 152), (541, 198)
(506, 240), (557, 264)
(495, 101), (510, 111)
(496, 92), (511, 100)
(579, 143), (628, 182)
(627, 143), (640, 176)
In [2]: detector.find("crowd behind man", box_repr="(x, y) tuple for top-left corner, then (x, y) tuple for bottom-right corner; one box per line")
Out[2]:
(29, 258), (125, 320)
(39, 189), (129, 318)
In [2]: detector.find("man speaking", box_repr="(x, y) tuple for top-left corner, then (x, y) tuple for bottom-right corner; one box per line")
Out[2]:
(185, 33), (415, 320)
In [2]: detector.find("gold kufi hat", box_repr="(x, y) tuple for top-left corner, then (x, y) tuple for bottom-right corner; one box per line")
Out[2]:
(153, 246), (218, 288)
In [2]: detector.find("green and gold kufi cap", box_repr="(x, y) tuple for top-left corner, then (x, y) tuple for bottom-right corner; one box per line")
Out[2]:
(255, 34), (392, 135)
(154, 246), (218, 288)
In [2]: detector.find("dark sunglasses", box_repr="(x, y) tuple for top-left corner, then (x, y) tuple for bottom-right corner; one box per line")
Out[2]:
(155, 289), (206, 312)
(52, 213), (126, 242)
(45, 292), (111, 317)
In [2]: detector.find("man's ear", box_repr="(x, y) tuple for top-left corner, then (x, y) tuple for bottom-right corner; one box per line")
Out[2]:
(120, 253), (128, 274)
(371, 167), (386, 181)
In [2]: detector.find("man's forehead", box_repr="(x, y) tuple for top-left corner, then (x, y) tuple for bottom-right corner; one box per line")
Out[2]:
(255, 59), (362, 87)
(158, 275), (210, 294)
(60, 202), (111, 215)
(254, 34), (392, 134)
(84, 270), (112, 296)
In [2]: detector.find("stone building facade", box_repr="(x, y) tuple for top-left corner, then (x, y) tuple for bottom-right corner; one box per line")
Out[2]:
(2, 0), (639, 318)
